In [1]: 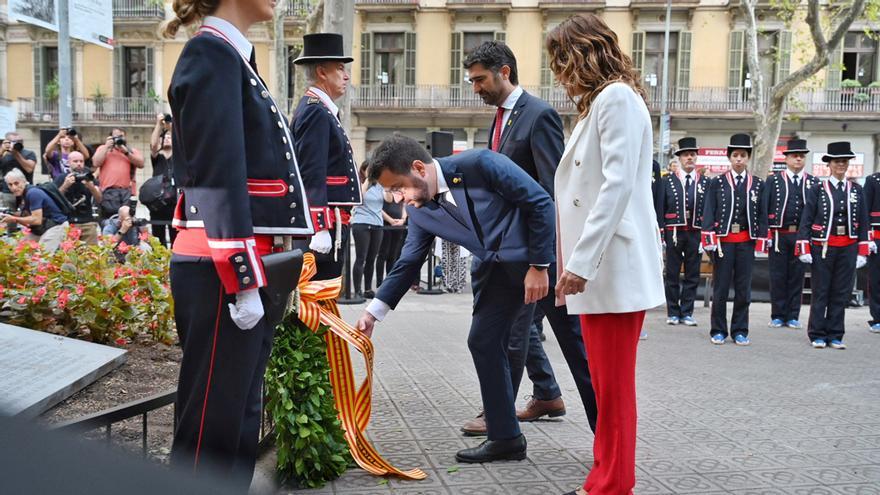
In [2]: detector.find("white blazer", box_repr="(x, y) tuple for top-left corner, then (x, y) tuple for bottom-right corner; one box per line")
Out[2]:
(555, 82), (665, 315)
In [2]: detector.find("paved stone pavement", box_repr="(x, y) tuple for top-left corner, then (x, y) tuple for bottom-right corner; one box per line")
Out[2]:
(255, 295), (880, 495)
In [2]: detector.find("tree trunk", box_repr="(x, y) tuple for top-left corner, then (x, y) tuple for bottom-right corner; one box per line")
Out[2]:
(273, 0), (288, 105)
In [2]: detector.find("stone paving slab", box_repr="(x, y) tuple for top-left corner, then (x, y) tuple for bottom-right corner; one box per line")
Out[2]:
(255, 296), (880, 494)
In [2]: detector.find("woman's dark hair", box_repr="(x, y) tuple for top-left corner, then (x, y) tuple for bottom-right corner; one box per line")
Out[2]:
(163, 0), (219, 38)
(463, 41), (519, 86)
(546, 13), (646, 119)
(368, 134), (432, 183)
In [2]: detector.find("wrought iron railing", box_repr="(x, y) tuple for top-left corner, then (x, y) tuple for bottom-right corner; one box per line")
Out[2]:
(17, 97), (165, 123)
(113, 0), (165, 18)
(285, 0), (313, 17)
(351, 84), (880, 115)
(355, 0), (419, 4)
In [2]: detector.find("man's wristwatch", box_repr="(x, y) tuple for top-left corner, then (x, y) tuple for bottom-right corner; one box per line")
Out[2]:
(530, 265), (548, 271)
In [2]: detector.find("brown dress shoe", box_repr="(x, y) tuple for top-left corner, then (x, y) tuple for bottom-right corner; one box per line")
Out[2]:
(516, 397), (566, 421)
(460, 413), (488, 436)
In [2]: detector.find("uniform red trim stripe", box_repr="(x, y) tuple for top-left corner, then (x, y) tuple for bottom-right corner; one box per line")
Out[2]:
(326, 176), (350, 186)
(194, 288), (224, 471)
(246, 179), (287, 197)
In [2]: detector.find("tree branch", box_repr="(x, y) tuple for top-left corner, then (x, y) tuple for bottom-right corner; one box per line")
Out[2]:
(742, 0), (766, 117)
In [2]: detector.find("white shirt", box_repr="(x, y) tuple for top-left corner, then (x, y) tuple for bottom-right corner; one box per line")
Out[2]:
(202, 16), (253, 61)
(497, 86), (524, 140)
(366, 160), (452, 321)
(682, 171), (695, 185)
(829, 176), (845, 189)
(308, 86), (339, 121)
(785, 169), (803, 184)
(732, 171), (746, 184)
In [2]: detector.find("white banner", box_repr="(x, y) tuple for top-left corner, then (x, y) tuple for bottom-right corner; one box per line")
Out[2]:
(0, 106), (17, 136)
(8, 0), (113, 48)
(8, 0), (58, 31)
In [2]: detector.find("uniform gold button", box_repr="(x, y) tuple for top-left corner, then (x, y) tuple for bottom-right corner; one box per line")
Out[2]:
(234, 256), (244, 263)
(573, 199), (581, 207)
(270, 105), (277, 113)
(288, 185), (295, 193)
(239, 265), (247, 273)
(286, 152), (291, 160)
(190, 205), (198, 214)
(242, 276), (251, 285)
(249, 78), (257, 86)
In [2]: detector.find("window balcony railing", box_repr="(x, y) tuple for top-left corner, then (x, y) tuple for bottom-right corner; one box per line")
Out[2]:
(17, 97), (165, 123)
(355, 0), (420, 4)
(351, 84), (880, 115)
(285, 0), (313, 17)
(113, 0), (165, 18)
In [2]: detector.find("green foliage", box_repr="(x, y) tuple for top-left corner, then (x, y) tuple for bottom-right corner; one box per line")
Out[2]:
(264, 317), (350, 488)
(44, 76), (59, 100)
(0, 229), (174, 345)
(868, 81), (880, 88)
(840, 79), (863, 88)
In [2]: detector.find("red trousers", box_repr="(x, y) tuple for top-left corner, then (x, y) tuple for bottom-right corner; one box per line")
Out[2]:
(579, 311), (644, 495)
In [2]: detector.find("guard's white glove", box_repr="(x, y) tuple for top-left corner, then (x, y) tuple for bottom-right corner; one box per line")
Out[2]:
(871, 242), (878, 255)
(228, 288), (264, 330)
(309, 229), (332, 254)
(703, 244), (717, 252)
(799, 254), (813, 264)
(857, 255), (867, 269)
(698, 244), (704, 254)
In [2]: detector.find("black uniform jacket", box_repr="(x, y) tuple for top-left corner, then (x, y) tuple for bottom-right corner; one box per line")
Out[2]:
(761, 170), (819, 229)
(861, 172), (880, 230)
(658, 170), (709, 229)
(701, 171), (768, 250)
(796, 179), (870, 257)
(291, 89), (362, 230)
(168, 29), (313, 294)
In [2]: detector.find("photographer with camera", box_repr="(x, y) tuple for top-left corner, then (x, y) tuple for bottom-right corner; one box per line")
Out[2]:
(92, 127), (144, 221)
(1, 132), (38, 207)
(102, 202), (149, 250)
(44, 128), (91, 179)
(55, 151), (101, 245)
(146, 113), (176, 246)
(2, 168), (69, 252)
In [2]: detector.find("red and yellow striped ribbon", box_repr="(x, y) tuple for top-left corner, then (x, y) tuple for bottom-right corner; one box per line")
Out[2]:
(296, 253), (427, 480)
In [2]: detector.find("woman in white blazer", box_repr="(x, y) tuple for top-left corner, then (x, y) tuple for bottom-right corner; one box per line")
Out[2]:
(547, 14), (664, 495)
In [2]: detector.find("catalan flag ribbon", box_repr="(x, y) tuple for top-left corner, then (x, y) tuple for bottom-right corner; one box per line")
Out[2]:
(295, 253), (427, 480)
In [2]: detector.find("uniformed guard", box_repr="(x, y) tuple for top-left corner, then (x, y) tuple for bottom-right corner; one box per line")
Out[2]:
(291, 33), (362, 280)
(860, 163), (880, 333)
(702, 134), (768, 346)
(761, 139), (819, 330)
(796, 142), (869, 350)
(163, 9), (313, 489)
(658, 137), (709, 326)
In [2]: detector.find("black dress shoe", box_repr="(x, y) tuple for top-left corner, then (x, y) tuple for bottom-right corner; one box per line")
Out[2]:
(454, 434), (527, 463)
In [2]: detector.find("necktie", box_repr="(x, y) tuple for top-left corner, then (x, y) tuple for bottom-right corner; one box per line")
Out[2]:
(685, 174), (693, 209)
(735, 175), (742, 189)
(838, 181), (845, 192)
(793, 175), (799, 187)
(686, 174), (693, 191)
(249, 49), (259, 75)
(491, 107), (505, 151)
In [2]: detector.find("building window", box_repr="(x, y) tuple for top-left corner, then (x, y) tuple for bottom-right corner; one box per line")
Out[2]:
(33, 46), (60, 98)
(631, 31), (691, 93)
(728, 30), (791, 90)
(842, 32), (878, 85)
(451, 31), (505, 86)
(374, 33), (404, 86)
(114, 46), (154, 98)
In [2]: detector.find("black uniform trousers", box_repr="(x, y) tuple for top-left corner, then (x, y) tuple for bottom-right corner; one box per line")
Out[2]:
(808, 243), (857, 342)
(664, 229), (701, 318)
(507, 304), (562, 402)
(169, 255), (281, 491)
(469, 259), (597, 440)
(868, 238), (880, 325)
(710, 241), (755, 338)
(768, 233), (805, 322)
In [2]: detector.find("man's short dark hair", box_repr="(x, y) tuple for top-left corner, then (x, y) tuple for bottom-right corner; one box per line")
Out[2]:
(111, 127), (126, 136)
(463, 41), (519, 86)
(368, 134), (432, 183)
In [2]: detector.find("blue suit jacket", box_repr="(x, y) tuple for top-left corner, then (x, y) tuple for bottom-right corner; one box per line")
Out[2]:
(375, 149), (555, 309)
(489, 91), (564, 196)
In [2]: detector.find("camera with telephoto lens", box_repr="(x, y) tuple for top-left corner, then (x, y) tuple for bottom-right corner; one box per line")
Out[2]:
(127, 197), (148, 228)
(1, 207), (20, 235)
(73, 170), (95, 183)
(163, 114), (172, 123)
(113, 136), (126, 147)
(13, 141), (23, 152)
(66, 127), (77, 137)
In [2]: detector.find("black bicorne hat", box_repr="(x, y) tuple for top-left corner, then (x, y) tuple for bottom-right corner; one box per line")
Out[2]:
(782, 139), (810, 155)
(293, 33), (354, 65)
(727, 133), (753, 154)
(821, 141), (856, 162)
(674, 137), (698, 156)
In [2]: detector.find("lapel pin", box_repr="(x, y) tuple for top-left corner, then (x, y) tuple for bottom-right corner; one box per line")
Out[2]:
(452, 177), (462, 184)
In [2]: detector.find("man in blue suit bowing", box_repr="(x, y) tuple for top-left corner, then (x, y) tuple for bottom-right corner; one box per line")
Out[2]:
(356, 134), (555, 463)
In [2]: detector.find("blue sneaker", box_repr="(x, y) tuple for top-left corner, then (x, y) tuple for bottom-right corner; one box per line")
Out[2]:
(869, 323), (880, 334)
(786, 320), (803, 329)
(829, 339), (847, 349)
(768, 319), (784, 328)
(711, 334), (725, 345)
(681, 316), (698, 326)
(734, 334), (751, 346)
(811, 339), (827, 349)
(666, 316), (680, 325)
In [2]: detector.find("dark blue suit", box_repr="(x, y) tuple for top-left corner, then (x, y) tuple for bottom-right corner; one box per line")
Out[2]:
(376, 149), (554, 440)
(490, 90), (597, 432)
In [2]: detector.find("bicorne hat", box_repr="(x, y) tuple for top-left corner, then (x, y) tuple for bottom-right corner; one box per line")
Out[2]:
(727, 133), (753, 154)
(674, 137), (699, 156)
(782, 139), (810, 155)
(821, 141), (856, 162)
(293, 33), (354, 65)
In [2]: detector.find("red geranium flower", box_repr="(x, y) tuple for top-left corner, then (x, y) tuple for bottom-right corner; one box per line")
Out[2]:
(75, 284), (86, 296)
(17, 296), (26, 305)
(117, 242), (131, 254)
(60, 240), (76, 252)
(67, 227), (82, 241)
(57, 289), (71, 309)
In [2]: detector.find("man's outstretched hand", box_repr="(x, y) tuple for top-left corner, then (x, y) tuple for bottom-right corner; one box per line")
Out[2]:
(355, 311), (377, 338)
